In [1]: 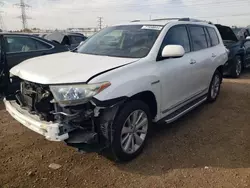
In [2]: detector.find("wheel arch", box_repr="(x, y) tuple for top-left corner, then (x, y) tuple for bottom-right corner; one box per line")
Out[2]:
(216, 65), (224, 78)
(236, 53), (245, 63)
(126, 91), (158, 119)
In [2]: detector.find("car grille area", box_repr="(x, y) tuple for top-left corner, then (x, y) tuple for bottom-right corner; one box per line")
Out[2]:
(17, 81), (55, 121)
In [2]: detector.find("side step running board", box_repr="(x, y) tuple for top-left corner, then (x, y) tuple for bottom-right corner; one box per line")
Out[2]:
(165, 96), (207, 124)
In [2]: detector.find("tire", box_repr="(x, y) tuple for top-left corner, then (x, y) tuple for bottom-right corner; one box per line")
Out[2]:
(231, 56), (242, 78)
(110, 100), (152, 162)
(207, 70), (222, 103)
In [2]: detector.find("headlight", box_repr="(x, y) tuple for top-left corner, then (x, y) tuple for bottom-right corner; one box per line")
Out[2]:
(50, 81), (111, 106)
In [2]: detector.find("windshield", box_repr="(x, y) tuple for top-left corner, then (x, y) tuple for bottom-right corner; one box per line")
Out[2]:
(77, 25), (162, 58)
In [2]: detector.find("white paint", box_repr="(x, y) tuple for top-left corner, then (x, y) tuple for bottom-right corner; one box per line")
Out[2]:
(161, 45), (185, 58)
(10, 52), (139, 84)
(5, 20), (228, 142)
(4, 99), (69, 141)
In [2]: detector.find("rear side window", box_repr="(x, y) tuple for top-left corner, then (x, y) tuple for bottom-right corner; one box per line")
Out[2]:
(204, 28), (211, 47)
(189, 26), (208, 51)
(207, 27), (220, 46)
(34, 39), (52, 50)
(161, 25), (191, 53)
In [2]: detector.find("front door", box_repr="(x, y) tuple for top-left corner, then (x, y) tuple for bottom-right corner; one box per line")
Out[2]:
(4, 35), (54, 69)
(157, 25), (196, 115)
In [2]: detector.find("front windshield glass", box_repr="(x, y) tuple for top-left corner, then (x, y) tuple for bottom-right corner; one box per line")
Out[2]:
(77, 25), (162, 58)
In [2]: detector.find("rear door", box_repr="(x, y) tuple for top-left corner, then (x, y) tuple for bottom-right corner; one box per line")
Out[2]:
(5, 35), (55, 69)
(187, 25), (214, 94)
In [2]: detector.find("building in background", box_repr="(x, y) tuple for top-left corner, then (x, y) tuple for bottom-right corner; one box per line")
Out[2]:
(67, 27), (98, 37)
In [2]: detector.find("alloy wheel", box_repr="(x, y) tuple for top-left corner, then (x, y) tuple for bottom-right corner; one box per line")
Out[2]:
(120, 110), (148, 154)
(236, 58), (242, 76)
(211, 74), (220, 99)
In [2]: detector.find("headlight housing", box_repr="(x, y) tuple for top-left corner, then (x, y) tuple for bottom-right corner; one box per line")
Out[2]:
(50, 81), (111, 106)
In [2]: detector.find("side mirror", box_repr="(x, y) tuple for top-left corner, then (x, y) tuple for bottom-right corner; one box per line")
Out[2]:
(162, 45), (185, 58)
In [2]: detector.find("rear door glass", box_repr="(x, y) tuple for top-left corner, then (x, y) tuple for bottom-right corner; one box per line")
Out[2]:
(189, 26), (208, 51)
(207, 27), (220, 46)
(34, 39), (52, 50)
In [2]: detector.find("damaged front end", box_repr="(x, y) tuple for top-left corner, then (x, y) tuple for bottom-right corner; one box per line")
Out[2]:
(4, 79), (126, 152)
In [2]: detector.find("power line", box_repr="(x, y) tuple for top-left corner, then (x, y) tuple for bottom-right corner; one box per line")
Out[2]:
(97, 17), (103, 30)
(58, 0), (250, 13)
(14, 0), (31, 30)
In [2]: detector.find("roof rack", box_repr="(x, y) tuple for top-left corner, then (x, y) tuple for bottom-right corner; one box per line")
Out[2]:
(131, 20), (142, 22)
(131, 17), (213, 24)
(178, 18), (213, 24)
(151, 18), (180, 21)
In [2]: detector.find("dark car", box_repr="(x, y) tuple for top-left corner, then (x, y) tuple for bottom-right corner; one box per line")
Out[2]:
(215, 24), (245, 78)
(0, 33), (68, 92)
(44, 31), (87, 50)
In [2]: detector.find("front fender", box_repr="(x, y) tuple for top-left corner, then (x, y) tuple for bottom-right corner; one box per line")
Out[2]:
(94, 75), (161, 102)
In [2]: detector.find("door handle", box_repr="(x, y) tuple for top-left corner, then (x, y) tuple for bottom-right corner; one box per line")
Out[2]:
(212, 53), (216, 58)
(190, 59), (196, 64)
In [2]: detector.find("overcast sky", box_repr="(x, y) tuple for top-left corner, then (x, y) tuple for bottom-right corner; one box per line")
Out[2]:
(2, 0), (250, 30)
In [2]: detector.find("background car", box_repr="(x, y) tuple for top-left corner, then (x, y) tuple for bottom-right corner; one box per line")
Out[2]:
(215, 24), (245, 78)
(44, 31), (87, 50)
(241, 38), (250, 69)
(0, 33), (68, 93)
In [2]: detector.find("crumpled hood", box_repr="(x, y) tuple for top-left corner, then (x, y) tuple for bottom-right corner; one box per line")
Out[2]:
(10, 52), (139, 84)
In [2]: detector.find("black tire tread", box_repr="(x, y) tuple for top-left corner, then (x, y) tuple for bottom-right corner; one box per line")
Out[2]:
(207, 69), (222, 103)
(107, 100), (152, 162)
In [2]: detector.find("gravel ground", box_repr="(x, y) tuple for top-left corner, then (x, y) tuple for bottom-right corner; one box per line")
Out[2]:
(1, 73), (250, 188)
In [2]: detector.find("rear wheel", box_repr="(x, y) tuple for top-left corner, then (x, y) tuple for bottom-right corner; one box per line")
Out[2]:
(110, 100), (151, 162)
(207, 70), (222, 102)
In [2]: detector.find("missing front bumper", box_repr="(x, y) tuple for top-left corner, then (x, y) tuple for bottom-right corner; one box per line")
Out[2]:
(4, 99), (69, 141)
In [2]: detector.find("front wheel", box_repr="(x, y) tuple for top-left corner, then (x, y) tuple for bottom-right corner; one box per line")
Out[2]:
(110, 100), (151, 162)
(207, 70), (222, 103)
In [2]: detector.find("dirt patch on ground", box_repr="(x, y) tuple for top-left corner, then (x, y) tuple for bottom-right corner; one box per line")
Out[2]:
(1, 73), (250, 188)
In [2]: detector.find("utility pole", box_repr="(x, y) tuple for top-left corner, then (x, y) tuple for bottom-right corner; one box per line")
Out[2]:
(0, 11), (5, 31)
(0, 1), (5, 30)
(97, 17), (103, 31)
(14, 0), (31, 30)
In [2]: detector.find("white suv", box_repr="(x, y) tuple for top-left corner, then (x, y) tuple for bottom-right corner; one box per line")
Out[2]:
(4, 18), (228, 161)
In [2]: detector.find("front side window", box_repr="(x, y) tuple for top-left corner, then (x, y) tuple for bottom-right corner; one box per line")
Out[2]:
(6, 36), (52, 53)
(162, 25), (191, 53)
(6, 36), (37, 53)
(207, 27), (220, 46)
(77, 25), (162, 58)
(189, 26), (208, 51)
